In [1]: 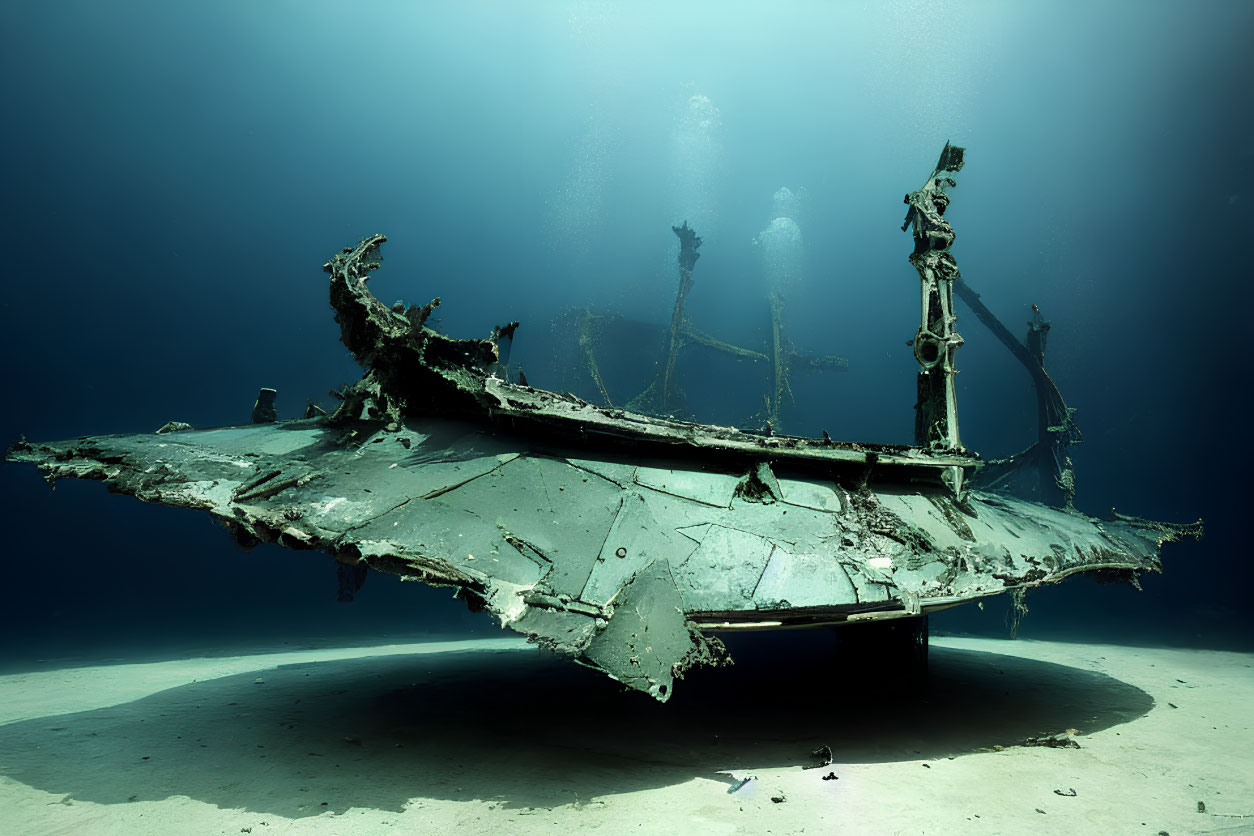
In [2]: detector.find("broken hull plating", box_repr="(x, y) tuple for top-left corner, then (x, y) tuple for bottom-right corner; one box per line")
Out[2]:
(8, 416), (1176, 700)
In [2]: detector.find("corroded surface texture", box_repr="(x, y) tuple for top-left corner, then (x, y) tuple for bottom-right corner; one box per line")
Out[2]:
(322, 234), (975, 475)
(902, 142), (967, 458)
(8, 418), (1188, 699)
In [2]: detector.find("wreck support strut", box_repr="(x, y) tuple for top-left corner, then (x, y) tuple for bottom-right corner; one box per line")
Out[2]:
(955, 283), (1081, 508)
(659, 220), (702, 413)
(768, 290), (789, 432)
(903, 143), (968, 491)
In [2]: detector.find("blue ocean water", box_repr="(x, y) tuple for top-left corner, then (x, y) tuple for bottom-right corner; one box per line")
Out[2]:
(1, 0), (1249, 661)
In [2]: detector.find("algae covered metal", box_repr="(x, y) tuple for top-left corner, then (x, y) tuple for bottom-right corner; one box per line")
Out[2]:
(6, 146), (1197, 700)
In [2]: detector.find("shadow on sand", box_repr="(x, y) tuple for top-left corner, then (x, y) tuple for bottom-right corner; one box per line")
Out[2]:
(0, 633), (1152, 816)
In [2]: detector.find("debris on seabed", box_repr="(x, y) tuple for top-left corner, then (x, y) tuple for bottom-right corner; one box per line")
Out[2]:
(803, 745), (834, 770)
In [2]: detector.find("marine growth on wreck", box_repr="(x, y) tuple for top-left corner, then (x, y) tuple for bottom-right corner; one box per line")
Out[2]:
(6, 145), (1198, 700)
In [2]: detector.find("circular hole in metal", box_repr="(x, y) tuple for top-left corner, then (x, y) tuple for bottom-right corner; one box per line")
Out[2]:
(615, 547), (627, 559)
(915, 334), (942, 367)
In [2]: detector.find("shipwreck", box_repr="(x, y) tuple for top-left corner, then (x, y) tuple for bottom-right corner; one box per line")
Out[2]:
(7, 145), (1198, 700)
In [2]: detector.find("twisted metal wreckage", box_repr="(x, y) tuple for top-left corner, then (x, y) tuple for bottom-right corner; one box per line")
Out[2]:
(8, 146), (1198, 700)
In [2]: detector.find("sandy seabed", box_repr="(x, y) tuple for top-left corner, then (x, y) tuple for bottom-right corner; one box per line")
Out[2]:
(1, 635), (1250, 835)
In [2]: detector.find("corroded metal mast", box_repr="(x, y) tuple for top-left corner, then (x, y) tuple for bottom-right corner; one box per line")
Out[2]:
(661, 220), (702, 411)
(631, 220), (702, 415)
(903, 144), (967, 475)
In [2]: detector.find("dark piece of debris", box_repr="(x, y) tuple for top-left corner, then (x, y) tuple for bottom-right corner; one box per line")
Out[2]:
(1020, 735), (1081, 750)
(251, 388), (278, 424)
(804, 745), (834, 770)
